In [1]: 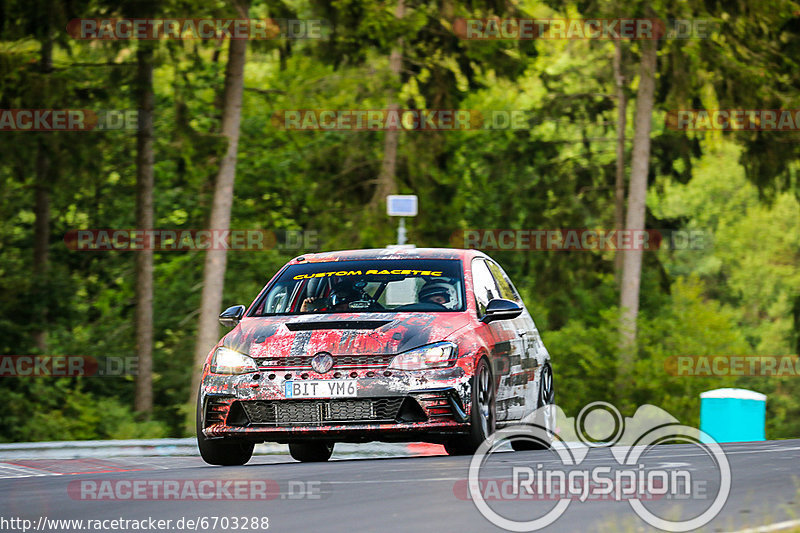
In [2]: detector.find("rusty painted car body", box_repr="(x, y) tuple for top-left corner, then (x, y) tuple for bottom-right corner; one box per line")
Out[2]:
(196, 248), (553, 464)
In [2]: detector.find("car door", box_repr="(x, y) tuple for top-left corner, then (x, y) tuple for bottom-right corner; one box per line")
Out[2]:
(471, 257), (525, 422)
(485, 259), (548, 421)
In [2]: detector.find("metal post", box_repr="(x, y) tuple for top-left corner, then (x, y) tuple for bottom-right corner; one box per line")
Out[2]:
(397, 217), (406, 245)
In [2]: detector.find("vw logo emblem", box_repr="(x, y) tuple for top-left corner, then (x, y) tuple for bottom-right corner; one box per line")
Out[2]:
(310, 352), (334, 373)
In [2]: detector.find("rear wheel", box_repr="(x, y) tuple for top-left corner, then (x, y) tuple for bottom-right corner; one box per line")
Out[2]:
(445, 358), (495, 455)
(511, 363), (555, 451)
(289, 441), (334, 462)
(196, 395), (254, 466)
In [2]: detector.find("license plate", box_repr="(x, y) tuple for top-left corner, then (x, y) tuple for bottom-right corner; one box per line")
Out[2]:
(284, 380), (357, 399)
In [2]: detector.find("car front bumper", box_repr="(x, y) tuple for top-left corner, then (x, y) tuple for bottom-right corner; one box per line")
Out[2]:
(199, 365), (473, 443)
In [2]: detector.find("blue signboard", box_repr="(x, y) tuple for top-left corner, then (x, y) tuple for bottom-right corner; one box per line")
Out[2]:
(386, 195), (418, 217)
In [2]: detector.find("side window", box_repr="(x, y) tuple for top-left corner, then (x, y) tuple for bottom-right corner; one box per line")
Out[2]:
(486, 261), (521, 303)
(264, 283), (290, 314)
(471, 258), (500, 317)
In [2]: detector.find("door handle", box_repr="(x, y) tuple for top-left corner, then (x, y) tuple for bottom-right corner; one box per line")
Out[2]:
(516, 329), (528, 337)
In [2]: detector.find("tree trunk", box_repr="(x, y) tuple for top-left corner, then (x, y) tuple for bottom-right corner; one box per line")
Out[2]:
(32, 145), (51, 352)
(32, 33), (53, 353)
(370, 0), (405, 207)
(189, 13), (248, 413)
(792, 294), (800, 356)
(134, 42), (155, 414)
(619, 38), (658, 367)
(613, 40), (627, 285)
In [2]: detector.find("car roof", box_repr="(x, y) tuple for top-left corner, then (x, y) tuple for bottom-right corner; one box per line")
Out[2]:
(288, 248), (487, 264)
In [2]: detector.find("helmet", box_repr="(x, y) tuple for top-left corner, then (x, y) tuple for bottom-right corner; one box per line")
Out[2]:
(419, 282), (453, 304)
(330, 287), (361, 307)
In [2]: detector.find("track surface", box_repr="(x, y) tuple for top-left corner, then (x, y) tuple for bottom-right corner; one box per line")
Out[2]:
(0, 440), (798, 532)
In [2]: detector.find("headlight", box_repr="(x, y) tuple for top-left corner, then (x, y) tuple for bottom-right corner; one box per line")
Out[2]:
(388, 341), (458, 370)
(211, 347), (258, 374)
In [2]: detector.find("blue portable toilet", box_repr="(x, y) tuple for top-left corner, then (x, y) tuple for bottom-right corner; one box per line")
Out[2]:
(700, 388), (766, 443)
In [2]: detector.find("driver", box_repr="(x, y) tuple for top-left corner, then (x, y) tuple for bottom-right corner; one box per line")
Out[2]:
(301, 286), (361, 313)
(418, 281), (453, 307)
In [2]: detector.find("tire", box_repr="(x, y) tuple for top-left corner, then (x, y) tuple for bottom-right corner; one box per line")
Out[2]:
(196, 395), (254, 466)
(445, 357), (495, 456)
(511, 363), (555, 451)
(289, 441), (334, 462)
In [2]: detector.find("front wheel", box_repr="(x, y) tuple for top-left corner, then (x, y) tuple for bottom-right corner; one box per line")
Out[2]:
(289, 441), (334, 462)
(445, 357), (495, 455)
(196, 395), (254, 466)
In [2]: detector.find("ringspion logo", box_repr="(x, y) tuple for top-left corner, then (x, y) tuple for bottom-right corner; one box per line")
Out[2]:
(466, 402), (730, 531)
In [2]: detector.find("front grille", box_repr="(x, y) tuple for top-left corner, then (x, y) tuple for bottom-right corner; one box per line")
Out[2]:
(256, 354), (395, 370)
(237, 398), (404, 426)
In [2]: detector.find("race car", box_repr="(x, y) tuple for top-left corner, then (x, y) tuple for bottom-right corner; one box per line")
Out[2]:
(196, 248), (554, 464)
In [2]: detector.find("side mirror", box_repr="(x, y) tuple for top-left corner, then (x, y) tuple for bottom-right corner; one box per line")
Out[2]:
(481, 298), (523, 323)
(219, 305), (246, 328)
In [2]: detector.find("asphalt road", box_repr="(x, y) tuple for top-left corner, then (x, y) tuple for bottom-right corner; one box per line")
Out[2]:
(0, 440), (798, 533)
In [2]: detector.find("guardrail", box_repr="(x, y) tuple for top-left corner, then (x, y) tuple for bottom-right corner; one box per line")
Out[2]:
(0, 438), (443, 460)
(0, 438), (204, 460)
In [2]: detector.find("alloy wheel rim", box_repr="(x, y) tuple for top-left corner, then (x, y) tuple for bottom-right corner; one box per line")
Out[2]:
(539, 365), (555, 435)
(540, 366), (553, 405)
(477, 364), (493, 436)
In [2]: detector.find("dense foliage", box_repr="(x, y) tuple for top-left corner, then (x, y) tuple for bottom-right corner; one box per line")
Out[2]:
(1, 0), (799, 441)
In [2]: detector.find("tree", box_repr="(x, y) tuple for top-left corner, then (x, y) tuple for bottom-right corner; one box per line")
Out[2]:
(190, 0), (249, 413)
(31, 5), (55, 352)
(619, 36), (658, 365)
(134, 41), (156, 413)
(613, 40), (627, 283)
(370, 0), (405, 207)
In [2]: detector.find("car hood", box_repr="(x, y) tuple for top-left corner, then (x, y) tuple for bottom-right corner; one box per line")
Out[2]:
(221, 312), (473, 359)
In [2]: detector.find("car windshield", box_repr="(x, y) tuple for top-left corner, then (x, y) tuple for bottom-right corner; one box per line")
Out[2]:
(251, 259), (465, 315)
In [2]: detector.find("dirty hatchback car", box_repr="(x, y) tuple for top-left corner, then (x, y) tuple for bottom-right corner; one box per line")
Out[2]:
(197, 248), (554, 464)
